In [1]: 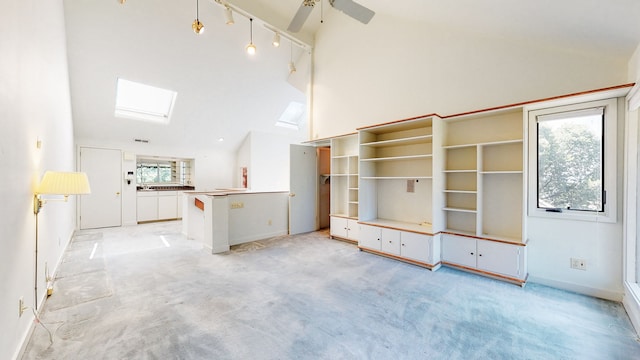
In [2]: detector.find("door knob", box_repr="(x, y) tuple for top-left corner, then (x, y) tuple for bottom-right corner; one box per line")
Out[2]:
(116, 192), (120, 195)
(289, 193), (296, 197)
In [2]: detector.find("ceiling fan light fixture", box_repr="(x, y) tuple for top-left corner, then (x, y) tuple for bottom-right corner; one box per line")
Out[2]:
(224, 6), (234, 25)
(272, 32), (281, 47)
(303, 0), (317, 6)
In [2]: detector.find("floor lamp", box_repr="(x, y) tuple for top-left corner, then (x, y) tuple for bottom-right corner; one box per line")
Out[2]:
(34, 171), (91, 310)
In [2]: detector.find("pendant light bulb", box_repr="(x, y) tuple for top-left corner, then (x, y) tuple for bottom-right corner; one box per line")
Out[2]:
(192, 0), (204, 34)
(224, 7), (234, 25)
(246, 43), (256, 55)
(192, 19), (205, 34)
(272, 32), (281, 47)
(246, 18), (256, 55)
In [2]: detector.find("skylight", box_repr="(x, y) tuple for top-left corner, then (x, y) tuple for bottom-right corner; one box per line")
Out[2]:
(276, 101), (305, 130)
(115, 78), (177, 124)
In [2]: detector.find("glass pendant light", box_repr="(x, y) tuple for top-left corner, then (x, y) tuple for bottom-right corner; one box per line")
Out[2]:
(246, 18), (256, 55)
(192, 0), (204, 34)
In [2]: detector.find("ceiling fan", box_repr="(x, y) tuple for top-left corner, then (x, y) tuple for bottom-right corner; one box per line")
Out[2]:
(287, 0), (375, 33)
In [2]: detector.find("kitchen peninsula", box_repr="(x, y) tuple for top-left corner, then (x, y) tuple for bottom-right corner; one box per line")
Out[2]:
(182, 190), (289, 253)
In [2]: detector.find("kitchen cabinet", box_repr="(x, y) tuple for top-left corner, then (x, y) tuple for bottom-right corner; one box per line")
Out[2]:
(137, 191), (179, 222)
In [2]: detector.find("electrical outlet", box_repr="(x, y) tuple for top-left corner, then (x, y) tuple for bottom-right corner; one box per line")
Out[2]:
(230, 202), (244, 209)
(19, 297), (25, 317)
(570, 258), (587, 270)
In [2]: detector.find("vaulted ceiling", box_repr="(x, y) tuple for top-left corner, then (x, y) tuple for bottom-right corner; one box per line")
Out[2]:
(64, 0), (640, 153)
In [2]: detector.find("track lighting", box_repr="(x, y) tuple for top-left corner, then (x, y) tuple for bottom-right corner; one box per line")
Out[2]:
(224, 6), (234, 25)
(192, 0), (204, 34)
(246, 18), (256, 55)
(272, 32), (281, 47)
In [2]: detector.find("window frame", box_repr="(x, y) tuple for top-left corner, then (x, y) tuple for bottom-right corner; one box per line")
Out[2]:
(527, 98), (618, 223)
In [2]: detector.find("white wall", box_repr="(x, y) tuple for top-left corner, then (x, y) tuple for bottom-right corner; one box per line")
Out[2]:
(76, 138), (235, 226)
(235, 131), (299, 191)
(311, 12), (632, 299)
(311, 13), (629, 140)
(0, 2), (76, 359)
(625, 41), (640, 333)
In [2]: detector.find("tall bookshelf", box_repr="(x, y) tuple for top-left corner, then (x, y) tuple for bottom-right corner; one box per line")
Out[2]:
(358, 117), (434, 231)
(330, 134), (359, 219)
(441, 108), (524, 242)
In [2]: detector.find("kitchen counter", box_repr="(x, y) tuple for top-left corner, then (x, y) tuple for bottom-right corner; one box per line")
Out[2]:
(137, 185), (195, 191)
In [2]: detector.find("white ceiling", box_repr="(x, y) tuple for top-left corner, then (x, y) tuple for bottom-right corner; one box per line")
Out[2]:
(64, 0), (640, 153)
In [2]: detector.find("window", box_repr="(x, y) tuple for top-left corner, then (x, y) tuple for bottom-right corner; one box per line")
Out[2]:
(537, 108), (604, 211)
(275, 101), (305, 130)
(528, 98), (618, 222)
(137, 160), (175, 184)
(115, 78), (177, 124)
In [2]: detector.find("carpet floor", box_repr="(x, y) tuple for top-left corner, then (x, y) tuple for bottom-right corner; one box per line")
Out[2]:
(22, 221), (640, 359)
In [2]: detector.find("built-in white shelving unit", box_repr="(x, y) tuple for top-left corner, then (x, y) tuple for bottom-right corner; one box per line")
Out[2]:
(441, 109), (524, 242)
(356, 117), (441, 269)
(330, 134), (360, 243)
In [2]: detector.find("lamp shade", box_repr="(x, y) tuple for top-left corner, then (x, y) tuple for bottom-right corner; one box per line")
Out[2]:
(37, 171), (91, 195)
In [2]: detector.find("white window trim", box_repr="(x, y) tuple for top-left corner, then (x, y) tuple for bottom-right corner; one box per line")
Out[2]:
(526, 98), (618, 223)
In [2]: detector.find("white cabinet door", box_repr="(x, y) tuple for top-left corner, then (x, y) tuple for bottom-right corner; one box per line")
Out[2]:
(380, 228), (401, 255)
(346, 220), (361, 241)
(330, 217), (349, 239)
(158, 193), (178, 220)
(177, 192), (183, 218)
(442, 234), (477, 268)
(401, 232), (431, 264)
(359, 224), (381, 250)
(477, 240), (523, 278)
(137, 195), (158, 222)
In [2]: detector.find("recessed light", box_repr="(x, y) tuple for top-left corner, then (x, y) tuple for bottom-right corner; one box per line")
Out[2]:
(218, 138), (224, 142)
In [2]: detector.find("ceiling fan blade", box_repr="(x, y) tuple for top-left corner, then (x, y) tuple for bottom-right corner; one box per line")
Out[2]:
(287, 2), (315, 33)
(329, 0), (375, 24)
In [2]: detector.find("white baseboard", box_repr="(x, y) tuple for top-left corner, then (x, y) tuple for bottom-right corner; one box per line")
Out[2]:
(623, 282), (640, 336)
(528, 275), (623, 302)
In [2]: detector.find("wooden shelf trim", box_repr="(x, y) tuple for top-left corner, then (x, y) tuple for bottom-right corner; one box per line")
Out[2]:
(443, 207), (477, 213)
(443, 138), (522, 149)
(360, 134), (433, 148)
(441, 262), (527, 286)
(358, 219), (435, 235)
(479, 170), (523, 174)
(441, 230), (526, 245)
(443, 169), (476, 173)
(360, 154), (432, 162)
(359, 247), (441, 270)
(361, 176), (433, 180)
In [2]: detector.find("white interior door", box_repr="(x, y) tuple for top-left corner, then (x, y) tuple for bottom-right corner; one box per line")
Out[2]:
(80, 147), (122, 229)
(289, 144), (317, 235)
